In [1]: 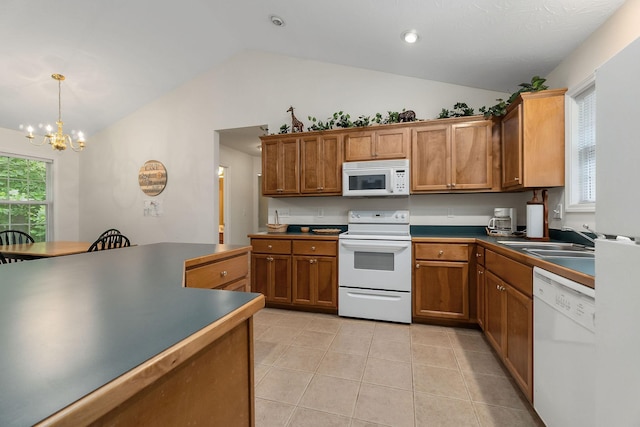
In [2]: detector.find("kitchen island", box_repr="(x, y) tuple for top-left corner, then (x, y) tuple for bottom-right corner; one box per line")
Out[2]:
(0, 243), (264, 426)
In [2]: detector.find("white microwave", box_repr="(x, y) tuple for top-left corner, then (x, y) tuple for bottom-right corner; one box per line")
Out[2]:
(342, 159), (410, 197)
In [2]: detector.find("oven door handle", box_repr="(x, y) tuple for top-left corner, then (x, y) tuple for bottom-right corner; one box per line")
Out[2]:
(339, 241), (410, 253)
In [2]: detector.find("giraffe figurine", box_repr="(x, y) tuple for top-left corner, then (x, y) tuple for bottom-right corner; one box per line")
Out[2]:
(287, 106), (304, 133)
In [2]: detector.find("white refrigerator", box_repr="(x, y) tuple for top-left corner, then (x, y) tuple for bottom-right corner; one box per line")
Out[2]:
(595, 35), (640, 426)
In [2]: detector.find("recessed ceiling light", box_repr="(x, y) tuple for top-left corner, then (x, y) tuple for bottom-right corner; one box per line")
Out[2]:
(270, 15), (285, 27)
(401, 30), (419, 44)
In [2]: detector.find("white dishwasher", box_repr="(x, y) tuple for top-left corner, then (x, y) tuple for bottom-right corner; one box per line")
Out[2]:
(533, 267), (596, 427)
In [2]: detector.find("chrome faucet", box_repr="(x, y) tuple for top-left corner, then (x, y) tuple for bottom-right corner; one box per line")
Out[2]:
(561, 224), (604, 245)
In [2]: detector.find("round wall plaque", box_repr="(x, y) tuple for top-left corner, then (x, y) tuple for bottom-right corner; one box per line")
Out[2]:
(138, 160), (167, 196)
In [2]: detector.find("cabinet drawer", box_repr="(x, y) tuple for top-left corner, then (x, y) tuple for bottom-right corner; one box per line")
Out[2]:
(185, 253), (249, 289)
(485, 250), (532, 297)
(414, 243), (469, 261)
(251, 239), (292, 254)
(219, 277), (249, 292)
(293, 240), (337, 256)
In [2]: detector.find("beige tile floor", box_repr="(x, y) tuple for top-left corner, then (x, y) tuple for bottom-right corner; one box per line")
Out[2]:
(253, 308), (544, 427)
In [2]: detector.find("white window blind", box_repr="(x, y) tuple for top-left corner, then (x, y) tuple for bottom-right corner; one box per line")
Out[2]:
(576, 85), (596, 204)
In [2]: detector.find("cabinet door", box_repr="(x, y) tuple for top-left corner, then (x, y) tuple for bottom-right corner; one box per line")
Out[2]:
(314, 257), (337, 308)
(344, 131), (375, 161)
(261, 140), (281, 195)
(292, 256), (337, 308)
(251, 254), (270, 296)
(501, 104), (523, 188)
(476, 265), (486, 330)
(262, 138), (299, 195)
(300, 135), (342, 194)
(375, 127), (410, 159)
(484, 270), (505, 353)
(411, 124), (450, 191)
(252, 253), (291, 303)
(451, 121), (492, 190)
(270, 255), (292, 303)
(413, 260), (469, 320)
(504, 284), (533, 401)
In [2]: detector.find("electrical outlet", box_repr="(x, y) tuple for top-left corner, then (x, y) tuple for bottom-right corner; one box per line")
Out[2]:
(553, 204), (563, 220)
(317, 208), (324, 217)
(278, 208), (290, 217)
(447, 208), (454, 218)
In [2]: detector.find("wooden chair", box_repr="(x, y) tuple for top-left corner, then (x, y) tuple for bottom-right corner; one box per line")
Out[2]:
(87, 233), (131, 252)
(0, 230), (35, 262)
(0, 252), (7, 264)
(98, 228), (122, 239)
(0, 230), (35, 245)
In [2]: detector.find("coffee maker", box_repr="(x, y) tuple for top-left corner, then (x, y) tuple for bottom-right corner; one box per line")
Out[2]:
(487, 208), (517, 236)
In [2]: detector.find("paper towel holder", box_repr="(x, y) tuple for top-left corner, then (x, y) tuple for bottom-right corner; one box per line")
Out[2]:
(526, 189), (550, 241)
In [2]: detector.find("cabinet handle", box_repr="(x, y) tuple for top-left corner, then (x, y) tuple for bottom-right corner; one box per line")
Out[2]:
(446, 184), (451, 188)
(266, 256), (273, 262)
(416, 263), (420, 269)
(514, 177), (519, 181)
(451, 183), (456, 188)
(311, 246), (316, 251)
(309, 259), (316, 264)
(438, 250), (444, 256)
(476, 253), (482, 257)
(478, 270), (483, 275)
(267, 245), (272, 249)
(220, 271), (228, 277)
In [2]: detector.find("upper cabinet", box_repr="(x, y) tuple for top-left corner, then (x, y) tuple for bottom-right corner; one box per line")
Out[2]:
(262, 137), (300, 196)
(300, 134), (343, 195)
(344, 127), (410, 161)
(411, 117), (495, 193)
(501, 89), (567, 189)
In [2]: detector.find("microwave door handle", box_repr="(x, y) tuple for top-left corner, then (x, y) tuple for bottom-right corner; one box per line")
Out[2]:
(389, 171), (395, 193)
(340, 241), (409, 253)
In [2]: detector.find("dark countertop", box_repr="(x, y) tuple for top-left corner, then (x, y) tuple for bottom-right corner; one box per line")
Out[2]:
(0, 243), (262, 427)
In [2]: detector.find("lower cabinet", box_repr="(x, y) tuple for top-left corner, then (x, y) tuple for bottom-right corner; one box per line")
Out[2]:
(413, 243), (470, 322)
(250, 237), (338, 311)
(252, 254), (292, 303)
(184, 246), (251, 292)
(484, 249), (533, 402)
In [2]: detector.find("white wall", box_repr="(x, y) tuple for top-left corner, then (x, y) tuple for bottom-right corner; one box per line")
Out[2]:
(219, 144), (256, 245)
(0, 126), (80, 240)
(81, 0), (640, 241)
(544, 0), (640, 232)
(82, 50), (508, 243)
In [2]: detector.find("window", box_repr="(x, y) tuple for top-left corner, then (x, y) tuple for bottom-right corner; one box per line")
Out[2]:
(0, 154), (51, 242)
(566, 77), (596, 211)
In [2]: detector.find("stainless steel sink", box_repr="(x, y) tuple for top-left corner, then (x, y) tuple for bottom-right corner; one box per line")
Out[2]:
(497, 241), (581, 250)
(497, 240), (595, 259)
(523, 249), (595, 259)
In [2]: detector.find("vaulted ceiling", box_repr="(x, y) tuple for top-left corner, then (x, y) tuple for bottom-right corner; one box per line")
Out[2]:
(0, 0), (625, 138)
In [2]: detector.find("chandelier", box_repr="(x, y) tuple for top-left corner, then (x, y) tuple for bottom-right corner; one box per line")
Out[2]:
(24, 73), (86, 152)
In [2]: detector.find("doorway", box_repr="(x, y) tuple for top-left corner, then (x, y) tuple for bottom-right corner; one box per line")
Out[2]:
(218, 166), (228, 243)
(217, 125), (266, 244)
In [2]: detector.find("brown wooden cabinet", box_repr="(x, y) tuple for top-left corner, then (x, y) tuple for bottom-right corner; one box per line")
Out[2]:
(484, 249), (533, 402)
(344, 127), (410, 161)
(413, 243), (470, 321)
(251, 239), (292, 303)
(292, 240), (337, 308)
(262, 137), (300, 196)
(411, 117), (493, 192)
(501, 88), (567, 189)
(300, 134), (343, 195)
(250, 236), (338, 312)
(184, 246), (251, 292)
